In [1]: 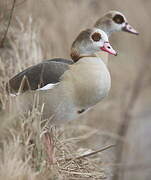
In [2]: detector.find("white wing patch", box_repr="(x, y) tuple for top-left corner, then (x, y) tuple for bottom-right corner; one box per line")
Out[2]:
(10, 92), (20, 97)
(10, 93), (18, 97)
(37, 83), (58, 91)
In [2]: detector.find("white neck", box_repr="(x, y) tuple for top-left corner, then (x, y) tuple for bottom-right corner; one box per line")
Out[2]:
(76, 56), (106, 65)
(96, 51), (108, 65)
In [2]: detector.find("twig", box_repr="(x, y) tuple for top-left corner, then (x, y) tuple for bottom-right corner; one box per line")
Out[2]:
(12, 0), (26, 9)
(0, 0), (16, 48)
(65, 144), (115, 161)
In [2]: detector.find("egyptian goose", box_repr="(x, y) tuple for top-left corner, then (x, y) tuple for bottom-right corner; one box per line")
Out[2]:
(7, 10), (138, 94)
(11, 28), (117, 125)
(95, 10), (138, 37)
(10, 28), (117, 164)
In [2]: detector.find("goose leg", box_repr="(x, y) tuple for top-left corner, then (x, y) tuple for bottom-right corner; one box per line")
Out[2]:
(43, 130), (55, 165)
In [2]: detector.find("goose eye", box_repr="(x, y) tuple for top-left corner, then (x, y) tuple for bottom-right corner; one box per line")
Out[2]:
(91, 32), (102, 42)
(113, 14), (124, 24)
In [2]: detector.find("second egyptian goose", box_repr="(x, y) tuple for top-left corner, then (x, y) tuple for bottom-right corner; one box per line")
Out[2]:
(94, 10), (139, 64)
(95, 10), (138, 37)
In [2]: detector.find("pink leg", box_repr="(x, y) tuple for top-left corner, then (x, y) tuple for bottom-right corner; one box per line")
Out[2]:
(43, 131), (54, 164)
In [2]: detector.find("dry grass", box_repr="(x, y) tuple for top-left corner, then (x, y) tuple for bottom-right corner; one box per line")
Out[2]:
(0, 104), (111, 179)
(0, 0), (150, 180)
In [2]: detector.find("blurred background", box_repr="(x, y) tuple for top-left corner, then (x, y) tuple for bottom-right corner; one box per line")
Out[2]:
(0, 0), (151, 179)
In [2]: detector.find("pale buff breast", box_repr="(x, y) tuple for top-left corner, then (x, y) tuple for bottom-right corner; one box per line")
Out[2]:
(96, 51), (108, 65)
(62, 57), (111, 109)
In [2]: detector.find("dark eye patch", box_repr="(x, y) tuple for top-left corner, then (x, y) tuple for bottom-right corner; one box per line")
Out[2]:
(113, 14), (125, 24)
(91, 32), (102, 42)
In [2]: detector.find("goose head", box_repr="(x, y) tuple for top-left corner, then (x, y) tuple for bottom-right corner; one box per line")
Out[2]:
(71, 28), (117, 62)
(94, 10), (139, 36)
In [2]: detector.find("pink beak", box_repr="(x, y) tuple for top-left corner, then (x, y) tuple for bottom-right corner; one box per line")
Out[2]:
(122, 23), (139, 35)
(100, 42), (118, 56)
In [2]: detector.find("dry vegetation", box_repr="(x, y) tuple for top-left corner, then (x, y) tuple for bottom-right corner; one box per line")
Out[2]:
(0, 0), (151, 180)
